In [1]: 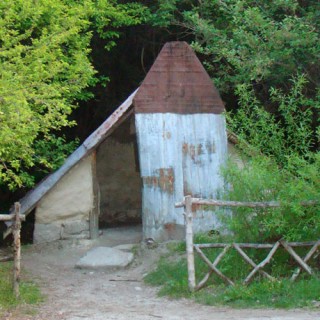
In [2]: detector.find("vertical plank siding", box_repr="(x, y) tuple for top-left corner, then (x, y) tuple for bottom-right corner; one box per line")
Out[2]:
(134, 42), (228, 240)
(136, 113), (227, 240)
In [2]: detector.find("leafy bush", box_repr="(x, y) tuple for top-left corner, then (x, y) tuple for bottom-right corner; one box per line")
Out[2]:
(151, 0), (320, 96)
(221, 155), (320, 242)
(228, 75), (319, 167)
(222, 75), (319, 242)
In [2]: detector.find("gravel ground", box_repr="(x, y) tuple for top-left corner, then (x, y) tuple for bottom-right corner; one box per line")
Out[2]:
(4, 226), (319, 320)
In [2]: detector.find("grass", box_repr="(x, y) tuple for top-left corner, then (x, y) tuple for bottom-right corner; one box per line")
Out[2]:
(144, 235), (320, 309)
(195, 278), (320, 308)
(0, 261), (43, 314)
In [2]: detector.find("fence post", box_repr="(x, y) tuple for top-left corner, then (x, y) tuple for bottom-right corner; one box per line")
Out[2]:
(185, 195), (196, 291)
(13, 202), (21, 298)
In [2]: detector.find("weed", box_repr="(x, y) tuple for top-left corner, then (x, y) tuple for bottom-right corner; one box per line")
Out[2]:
(0, 262), (43, 312)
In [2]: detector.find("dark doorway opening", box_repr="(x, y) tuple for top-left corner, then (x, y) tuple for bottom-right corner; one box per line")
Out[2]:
(96, 114), (142, 228)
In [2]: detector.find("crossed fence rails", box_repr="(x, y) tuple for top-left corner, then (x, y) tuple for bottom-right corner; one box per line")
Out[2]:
(175, 196), (319, 292)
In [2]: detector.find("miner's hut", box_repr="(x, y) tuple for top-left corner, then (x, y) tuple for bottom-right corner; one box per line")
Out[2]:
(6, 42), (228, 243)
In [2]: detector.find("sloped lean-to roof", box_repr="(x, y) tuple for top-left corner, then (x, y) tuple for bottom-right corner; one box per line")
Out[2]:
(4, 89), (138, 238)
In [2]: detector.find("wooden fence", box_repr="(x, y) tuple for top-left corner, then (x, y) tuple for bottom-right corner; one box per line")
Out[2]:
(0, 203), (25, 297)
(175, 196), (319, 292)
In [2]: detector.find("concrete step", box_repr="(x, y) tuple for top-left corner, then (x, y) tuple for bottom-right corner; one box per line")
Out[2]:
(75, 246), (134, 270)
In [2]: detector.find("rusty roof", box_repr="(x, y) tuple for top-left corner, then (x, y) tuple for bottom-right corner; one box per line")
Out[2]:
(134, 42), (225, 114)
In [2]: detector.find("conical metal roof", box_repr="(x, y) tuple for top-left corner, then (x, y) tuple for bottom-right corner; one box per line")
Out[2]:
(134, 41), (225, 114)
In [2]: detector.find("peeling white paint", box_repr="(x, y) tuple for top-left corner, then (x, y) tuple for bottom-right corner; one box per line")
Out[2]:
(135, 113), (227, 240)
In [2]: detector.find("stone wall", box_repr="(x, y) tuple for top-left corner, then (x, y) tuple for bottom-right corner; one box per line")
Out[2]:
(97, 116), (142, 227)
(33, 156), (94, 243)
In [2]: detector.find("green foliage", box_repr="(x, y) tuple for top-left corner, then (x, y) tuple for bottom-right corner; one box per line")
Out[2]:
(228, 75), (319, 165)
(152, 0), (320, 94)
(34, 135), (80, 173)
(223, 75), (319, 242)
(0, 262), (42, 311)
(222, 156), (320, 242)
(195, 278), (320, 308)
(0, 0), (146, 189)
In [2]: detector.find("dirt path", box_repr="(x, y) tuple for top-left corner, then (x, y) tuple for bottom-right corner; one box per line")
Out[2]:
(10, 227), (320, 320)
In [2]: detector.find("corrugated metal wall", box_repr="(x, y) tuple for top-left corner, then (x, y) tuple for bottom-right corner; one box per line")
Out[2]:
(135, 113), (227, 241)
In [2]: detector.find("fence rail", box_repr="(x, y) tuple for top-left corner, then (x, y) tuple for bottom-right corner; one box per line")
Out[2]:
(0, 203), (25, 297)
(175, 196), (319, 292)
(0, 213), (25, 221)
(175, 198), (318, 209)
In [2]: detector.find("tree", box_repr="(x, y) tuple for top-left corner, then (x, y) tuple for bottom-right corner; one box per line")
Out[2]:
(152, 0), (320, 94)
(151, 1), (320, 242)
(0, 0), (146, 190)
(151, 0), (319, 159)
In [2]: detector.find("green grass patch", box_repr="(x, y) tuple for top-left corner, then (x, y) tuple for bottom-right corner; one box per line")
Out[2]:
(0, 262), (43, 311)
(145, 236), (320, 308)
(195, 278), (320, 308)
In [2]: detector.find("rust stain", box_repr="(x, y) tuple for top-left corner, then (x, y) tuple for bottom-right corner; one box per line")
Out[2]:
(182, 143), (188, 154)
(164, 223), (175, 231)
(162, 131), (171, 139)
(189, 144), (196, 160)
(182, 142), (214, 165)
(182, 142), (215, 159)
(164, 223), (176, 239)
(197, 143), (204, 155)
(192, 203), (199, 212)
(143, 168), (174, 193)
(206, 141), (216, 154)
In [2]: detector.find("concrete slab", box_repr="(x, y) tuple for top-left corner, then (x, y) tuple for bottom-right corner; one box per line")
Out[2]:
(75, 247), (134, 270)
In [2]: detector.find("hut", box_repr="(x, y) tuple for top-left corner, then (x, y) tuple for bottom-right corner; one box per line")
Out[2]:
(5, 42), (228, 243)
